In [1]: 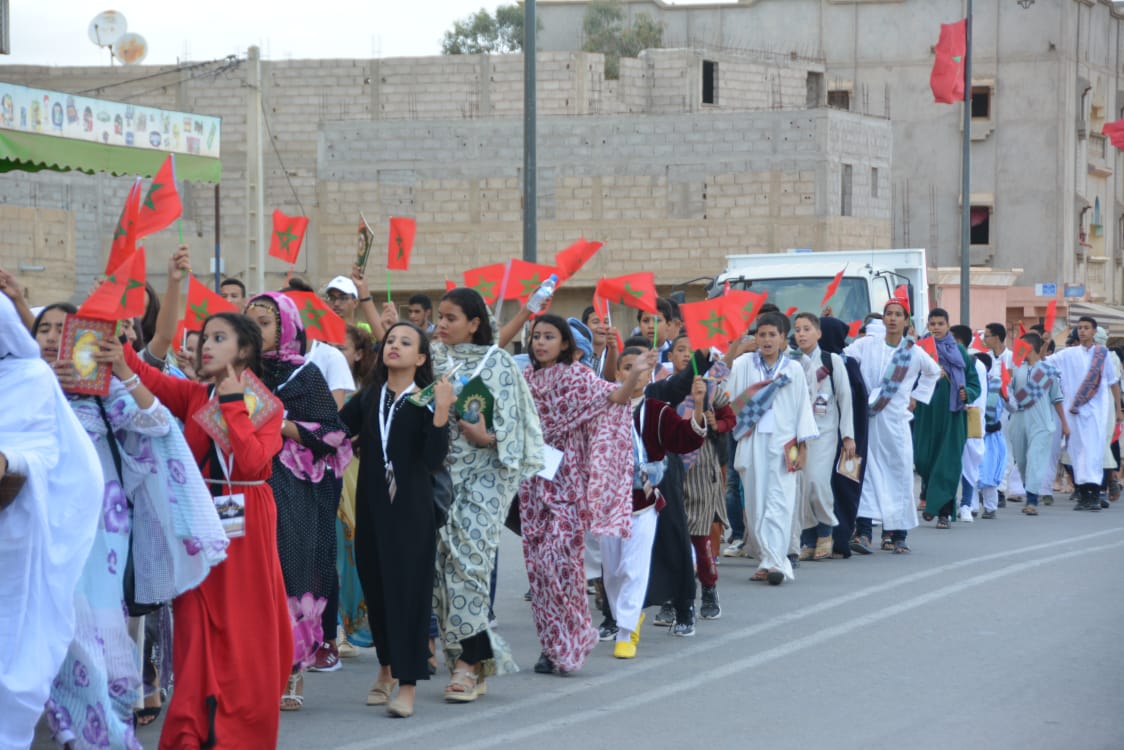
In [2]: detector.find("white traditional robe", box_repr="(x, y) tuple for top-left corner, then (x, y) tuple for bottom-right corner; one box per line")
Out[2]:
(794, 347), (854, 531)
(1006, 362), (1063, 499)
(1048, 344), (1119, 485)
(961, 357), (988, 493)
(728, 353), (818, 581)
(843, 332), (940, 531)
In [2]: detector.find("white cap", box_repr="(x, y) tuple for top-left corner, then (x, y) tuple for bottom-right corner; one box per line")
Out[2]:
(324, 276), (358, 298)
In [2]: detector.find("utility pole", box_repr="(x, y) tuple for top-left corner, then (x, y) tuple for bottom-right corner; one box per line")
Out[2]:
(247, 45), (266, 295)
(958, 0), (972, 325)
(522, 0), (537, 263)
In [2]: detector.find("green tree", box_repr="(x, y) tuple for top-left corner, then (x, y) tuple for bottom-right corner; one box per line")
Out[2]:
(582, 0), (664, 79)
(442, 2), (534, 55)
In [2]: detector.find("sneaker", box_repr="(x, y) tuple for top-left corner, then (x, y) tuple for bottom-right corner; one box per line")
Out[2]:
(1042, 494), (1054, 506)
(700, 585), (721, 620)
(997, 491), (1007, 508)
(653, 602), (675, 627)
(309, 641), (341, 673)
(787, 553), (800, 569)
(523, 589), (532, 602)
(722, 539), (746, 558)
(598, 620), (619, 642)
(1100, 493), (1109, 509)
(672, 609), (696, 637)
(959, 506), (974, 523)
(613, 641), (637, 659)
(631, 612), (645, 644)
(981, 510), (996, 519)
(337, 639), (359, 659)
(533, 652), (555, 674)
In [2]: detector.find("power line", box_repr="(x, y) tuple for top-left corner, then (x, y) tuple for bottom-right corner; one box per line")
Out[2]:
(75, 56), (239, 96)
(260, 95), (307, 217)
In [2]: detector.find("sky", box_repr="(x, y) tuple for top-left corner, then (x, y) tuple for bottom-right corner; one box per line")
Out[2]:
(1, 0), (716, 68)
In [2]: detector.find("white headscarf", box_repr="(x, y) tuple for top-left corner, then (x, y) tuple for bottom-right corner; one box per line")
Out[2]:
(0, 293), (104, 749)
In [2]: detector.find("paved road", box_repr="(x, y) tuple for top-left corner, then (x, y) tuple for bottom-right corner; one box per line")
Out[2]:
(39, 497), (1124, 749)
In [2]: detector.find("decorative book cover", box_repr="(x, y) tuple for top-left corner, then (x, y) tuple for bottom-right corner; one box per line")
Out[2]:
(783, 437), (800, 473)
(193, 371), (283, 453)
(59, 316), (116, 396)
(836, 453), (863, 483)
(456, 376), (494, 431)
(356, 213), (376, 275)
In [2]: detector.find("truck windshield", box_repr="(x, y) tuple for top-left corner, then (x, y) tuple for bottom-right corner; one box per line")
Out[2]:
(727, 277), (871, 324)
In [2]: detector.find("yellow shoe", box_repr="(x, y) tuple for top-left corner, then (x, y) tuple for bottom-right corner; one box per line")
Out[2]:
(613, 641), (637, 659)
(630, 612), (645, 645)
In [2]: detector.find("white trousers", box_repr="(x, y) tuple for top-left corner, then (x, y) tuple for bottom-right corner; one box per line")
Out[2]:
(598, 506), (658, 639)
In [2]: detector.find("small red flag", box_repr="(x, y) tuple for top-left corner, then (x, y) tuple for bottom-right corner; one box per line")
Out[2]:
(445, 279), (456, 292)
(970, 332), (988, 353)
(1104, 120), (1124, 150)
(820, 268), (845, 309)
(893, 284), (911, 312)
(106, 178), (143, 275)
(503, 259), (560, 302)
(463, 263), (507, 305)
(269, 209), (309, 265)
(1012, 338), (1033, 367)
(387, 216), (416, 271)
(722, 289), (768, 336)
(848, 320), (863, 338)
(1017, 321), (1027, 337)
(680, 298), (737, 350)
(1000, 360), (1011, 401)
(592, 293), (609, 322)
(79, 248), (147, 321)
(595, 273), (659, 314)
(917, 336), (938, 362)
(930, 19), (967, 105)
(283, 291), (346, 345)
(184, 274), (239, 331)
(784, 306), (798, 318)
(1043, 300), (1057, 333)
(135, 154), (182, 238)
(554, 238), (603, 280)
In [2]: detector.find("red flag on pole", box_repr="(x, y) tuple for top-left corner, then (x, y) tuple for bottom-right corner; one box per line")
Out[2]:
(1012, 338), (1033, 367)
(1000, 360), (1011, 400)
(106, 178), (143, 274)
(135, 154), (182, 238)
(680, 298), (737, 350)
(184, 274), (239, 331)
(1043, 299), (1057, 334)
(79, 248), (147, 321)
(592, 293), (609, 322)
(917, 336), (938, 362)
(269, 209), (309, 264)
(893, 284), (911, 312)
(722, 289), (768, 335)
(283, 291), (346, 345)
(595, 273), (659, 313)
(1104, 120), (1124, 149)
(970, 332), (988, 353)
(847, 319), (863, 338)
(445, 279), (456, 292)
(1017, 321), (1027, 337)
(784, 306), (798, 318)
(387, 217), (416, 271)
(930, 19), (967, 104)
(503, 259), (560, 302)
(554, 238), (603, 280)
(463, 263), (507, 305)
(820, 268), (845, 309)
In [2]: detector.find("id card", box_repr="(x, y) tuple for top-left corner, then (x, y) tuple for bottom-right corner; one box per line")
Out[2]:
(214, 493), (246, 538)
(535, 445), (564, 482)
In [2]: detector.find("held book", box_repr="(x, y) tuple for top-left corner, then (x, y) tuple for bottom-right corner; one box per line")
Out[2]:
(59, 316), (117, 396)
(193, 371), (283, 453)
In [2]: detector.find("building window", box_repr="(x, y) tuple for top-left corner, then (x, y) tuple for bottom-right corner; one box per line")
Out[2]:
(871, 167), (879, 198)
(841, 164), (853, 217)
(971, 86), (990, 118)
(970, 205), (991, 245)
(827, 89), (850, 110)
(806, 72), (823, 107)
(702, 60), (717, 105)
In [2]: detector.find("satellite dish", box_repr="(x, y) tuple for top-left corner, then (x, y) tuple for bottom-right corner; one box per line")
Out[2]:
(88, 11), (127, 48)
(113, 33), (148, 65)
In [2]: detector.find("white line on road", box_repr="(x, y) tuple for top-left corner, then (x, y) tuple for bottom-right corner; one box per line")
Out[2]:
(337, 527), (1124, 750)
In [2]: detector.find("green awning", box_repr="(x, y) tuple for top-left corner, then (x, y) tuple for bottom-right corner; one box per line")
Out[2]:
(0, 130), (221, 183)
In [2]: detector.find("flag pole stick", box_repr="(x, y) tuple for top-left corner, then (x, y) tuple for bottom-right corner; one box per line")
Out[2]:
(653, 317), (658, 350)
(494, 259), (513, 320)
(177, 219), (184, 246)
(387, 268), (392, 305)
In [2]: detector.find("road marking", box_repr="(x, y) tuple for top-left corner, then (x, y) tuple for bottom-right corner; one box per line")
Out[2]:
(338, 527), (1123, 749)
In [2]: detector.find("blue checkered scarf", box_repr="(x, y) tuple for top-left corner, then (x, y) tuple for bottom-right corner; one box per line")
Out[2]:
(1013, 361), (1059, 410)
(732, 372), (792, 441)
(869, 337), (917, 414)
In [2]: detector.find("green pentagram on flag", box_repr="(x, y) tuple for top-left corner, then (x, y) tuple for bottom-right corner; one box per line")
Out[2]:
(471, 279), (496, 298)
(741, 301), (756, 319)
(118, 278), (143, 307)
(276, 226), (299, 250)
(518, 274), (543, 297)
(113, 221), (128, 240)
(623, 282), (644, 298)
(394, 235), (405, 259)
(301, 300), (326, 330)
(189, 299), (209, 322)
(700, 311), (726, 338)
(143, 183), (162, 211)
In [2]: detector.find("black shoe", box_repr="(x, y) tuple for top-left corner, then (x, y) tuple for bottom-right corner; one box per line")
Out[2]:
(981, 510), (996, 519)
(1100, 493), (1109, 509)
(523, 589), (532, 601)
(766, 570), (785, 586)
(672, 607), (696, 637)
(700, 585), (721, 620)
(597, 619), (618, 641)
(787, 553), (800, 569)
(533, 652), (555, 674)
(997, 491), (1007, 508)
(653, 602), (675, 627)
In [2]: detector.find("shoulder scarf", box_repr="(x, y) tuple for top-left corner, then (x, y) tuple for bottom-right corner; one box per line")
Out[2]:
(731, 372), (792, 441)
(869, 337), (916, 415)
(1070, 345), (1108, 415)
(1012, 361), (1060, 410)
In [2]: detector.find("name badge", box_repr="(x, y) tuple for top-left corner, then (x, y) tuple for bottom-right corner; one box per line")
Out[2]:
(214, 493), (246, 539)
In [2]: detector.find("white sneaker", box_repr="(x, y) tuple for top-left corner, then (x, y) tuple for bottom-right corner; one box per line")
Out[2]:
(959, 506), (974, 523)
(722, 540), (747, 557)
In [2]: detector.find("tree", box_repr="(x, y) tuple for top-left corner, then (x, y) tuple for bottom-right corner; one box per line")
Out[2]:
(581, 0), (664, 79)
(442, 2), (532, 55)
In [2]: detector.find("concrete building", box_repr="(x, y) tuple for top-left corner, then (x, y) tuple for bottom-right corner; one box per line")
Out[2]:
(0, 45), (891, 317)
(538, 0), (1124, 327)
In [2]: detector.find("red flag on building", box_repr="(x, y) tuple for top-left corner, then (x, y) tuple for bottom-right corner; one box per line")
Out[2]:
(917, 336), (938, 362)
(893, 284), (911, 312)
(106, 178), (143, 274)
(1104, 120), (1124, 149)
(820, 268), (845, 309)
(554, 238), (603, 280)
(1012, 338), (1033, 367)
(269, 209), (309, 265)
(680, 298), (737, 350)
(79, 248), (147, 321)
(387, 216), (416, 271)
(722, 289), (768, 335)
(970, 332), (988, 353)
(284, 291), (346, 345)
(847, 320), (863, 338)
(1043, 299), (1057, 333)
(463, 263), (507, 305)
(930, 19), (967, 104)
(135, 154), (182, 238)
(184, 274), (239, 331)
(595, 273), (658, 313)
(503, 259), (560, 302)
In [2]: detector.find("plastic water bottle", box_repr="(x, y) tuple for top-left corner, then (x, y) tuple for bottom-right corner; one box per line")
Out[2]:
(526, 274), (558, 314)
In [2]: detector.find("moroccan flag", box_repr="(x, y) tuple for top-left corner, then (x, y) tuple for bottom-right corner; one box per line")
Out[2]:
(592, 292), (609, 322)
(269, 209), (309, 264)
(1043, 299), (1057, 333)
(554, 238), (603, 280)
(387, 216), (416, 271)
(930, 19), (967, 104)
(445, 279), (456, 292)
(893, 284), (911, 312)
(595, 273), (658, 314)
(723, 289), (768, 335)
(917, 336), (938, 362)
(184, 274), (238, 331)
(1104, 120), (1124, 149)
(463, 263), (507, 305)
(1012, 338), (1033, 367)
(847, 320), (863, 338)
(135, 154), (182, 238)
(1017, 321), (1027, 337)
(1000, 361), (1011, 400)
(784, 306), (798, 318)
(970, 332), (987, 353)
(106, 177), (143, 275)
(681, 298), (737, 350)
(283, 291), (346, 345)
(820, 268), (845, 308)
(79, 248), (147, 321)
(503, 259), (560, 302)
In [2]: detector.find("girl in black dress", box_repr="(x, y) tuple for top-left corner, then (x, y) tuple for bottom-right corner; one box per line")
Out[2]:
(340, 322), (453, 718)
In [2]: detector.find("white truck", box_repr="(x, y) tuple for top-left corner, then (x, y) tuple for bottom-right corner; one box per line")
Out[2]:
(709, 248), (930, 326)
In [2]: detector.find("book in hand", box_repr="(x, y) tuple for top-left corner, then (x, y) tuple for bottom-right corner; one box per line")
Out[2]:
(356, 213), (376, 275)
(783, 437), (800, 473)
(407, 362), (464, 409)
(193, 371), (283, 453)
(59, 316), (117, 396)
(455, 376), (495, 432)
(836, 453), (863, 483)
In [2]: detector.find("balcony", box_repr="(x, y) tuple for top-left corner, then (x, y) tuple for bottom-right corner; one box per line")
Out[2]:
(1089, 133), (1112, 177)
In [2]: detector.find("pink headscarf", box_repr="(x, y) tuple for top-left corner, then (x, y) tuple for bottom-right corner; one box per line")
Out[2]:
(248, 291), (305, 366)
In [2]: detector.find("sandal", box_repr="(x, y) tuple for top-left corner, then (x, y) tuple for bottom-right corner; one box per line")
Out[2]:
(750, 569), (769, 582)
(366, 676), (398, 706)
(880, 537), (894, 551)
(281, 673), (304, 712)
(850, 536), (873, 555)
(444, 668), (479, 703)
(1022, 505), (1039, 516)
(813, 536), (833, 560)
(134, 688), (164, 727)
(922, 512), (934, 522)
(935, 517), (951, 530)
(893, 541), (910, 553)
